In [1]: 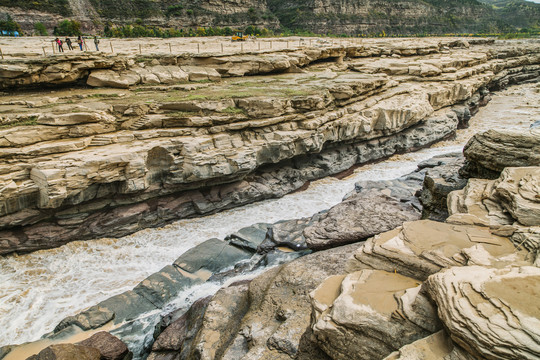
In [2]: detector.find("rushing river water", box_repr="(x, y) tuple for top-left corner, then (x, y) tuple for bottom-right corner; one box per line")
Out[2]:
(0, 83), (539, 348)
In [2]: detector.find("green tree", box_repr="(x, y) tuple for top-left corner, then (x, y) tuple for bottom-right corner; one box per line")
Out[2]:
(34, 22), (48, 36)
(0, 15), (22, 33)
(54, 19), (82, 36)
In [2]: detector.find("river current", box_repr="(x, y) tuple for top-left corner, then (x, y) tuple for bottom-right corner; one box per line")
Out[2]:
(0, 83), (538, 347)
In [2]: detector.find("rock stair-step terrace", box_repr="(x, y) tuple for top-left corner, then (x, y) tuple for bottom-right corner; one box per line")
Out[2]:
(1, 38), (539, 254)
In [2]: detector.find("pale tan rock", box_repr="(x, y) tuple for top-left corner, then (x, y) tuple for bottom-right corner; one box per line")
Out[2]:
(37, 112), (116, 126)
(462, 129), (540, 178)
(492, 167), (540, 226)
(348, 220), (528, 280)
(87, 70), (141, 88)
(426, 266), (540, 360)
(181, 65), (221, 81)
(148, 65), (189, 84)
(310, 270), (440, 360)
(383, 330), (474, 360)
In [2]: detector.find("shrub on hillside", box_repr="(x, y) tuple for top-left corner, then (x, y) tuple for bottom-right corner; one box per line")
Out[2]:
(54, 19), (82, 36)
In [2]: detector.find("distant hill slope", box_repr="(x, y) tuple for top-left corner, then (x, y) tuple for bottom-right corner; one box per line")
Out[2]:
(0, 0), (538, 34)
(478, 0), (540, 29)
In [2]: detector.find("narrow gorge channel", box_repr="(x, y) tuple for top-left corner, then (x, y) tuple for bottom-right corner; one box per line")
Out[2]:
(1, 82), (538, 350)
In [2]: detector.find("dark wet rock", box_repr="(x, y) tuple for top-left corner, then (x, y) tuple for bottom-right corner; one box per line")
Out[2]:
(419, 153), (467, 221)
(0, 346), (13, 360)
(26, 344), (101, 360)
(148, 296), (212, 360)
(78, 331), (132, 360)
(258, 216), (324, 253)
(54, 306), (115, 333)
(134, 265), (202, 308)
(173, 238), (252, 274)
(225, 223), (271, 252)
(59, 290), (157, 333)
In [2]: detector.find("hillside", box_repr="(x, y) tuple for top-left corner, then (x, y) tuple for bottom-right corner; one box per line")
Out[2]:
(0, 0), (539, 35)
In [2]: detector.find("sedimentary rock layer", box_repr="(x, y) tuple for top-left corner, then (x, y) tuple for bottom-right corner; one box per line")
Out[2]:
(1, 39), (539, 254)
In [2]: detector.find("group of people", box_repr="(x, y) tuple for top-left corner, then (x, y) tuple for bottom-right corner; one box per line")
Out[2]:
(54, 35), (100, 52)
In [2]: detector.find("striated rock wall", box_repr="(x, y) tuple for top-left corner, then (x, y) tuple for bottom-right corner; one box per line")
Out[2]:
(1, 39), (539, 255)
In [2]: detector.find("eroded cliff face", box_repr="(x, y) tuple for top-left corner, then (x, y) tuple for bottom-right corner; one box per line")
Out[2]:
(0, 38), (539, 255)
(1, 0), (538, 35)
(267, 0), (493, 35)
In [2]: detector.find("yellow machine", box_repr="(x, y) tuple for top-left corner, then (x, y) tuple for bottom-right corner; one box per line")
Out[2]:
(232, 31), (248, 41)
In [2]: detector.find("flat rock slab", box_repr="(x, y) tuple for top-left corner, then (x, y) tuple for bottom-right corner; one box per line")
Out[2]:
(383, 331), (472, 360)
(426, 266), (540, 360)
(173, 238), (252, 274)
(349, 219), (528, 280)
(133, 264), (203, 307)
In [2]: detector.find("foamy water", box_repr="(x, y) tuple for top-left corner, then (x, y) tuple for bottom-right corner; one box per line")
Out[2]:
(0, 83), (538, 347)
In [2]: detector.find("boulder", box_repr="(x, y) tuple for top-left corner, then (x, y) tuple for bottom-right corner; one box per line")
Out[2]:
(180, 66), (221, 82)
(258, 217), (320, 253)
(460, 129), (540, 179)
(26, 344), (101, 360)
(173, 238), (252, 274)
(448, 167), (540, 227)
(348, 220), (529, 281)
(182, 281), (251, 360)
(77, 331), (132, 360)
(426, 266), (540, 360)
(147, 66), (189, 84)
(225, 223), (271, 252)
(303, 190), (421, 250)
(87, 70), (141, 88)
(310, 270), (440, 360)
(149, 296), (212, 360)
(491, 167), (540, 227)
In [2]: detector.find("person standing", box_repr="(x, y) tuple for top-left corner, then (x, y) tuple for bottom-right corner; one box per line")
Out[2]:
(77, 35), (84, 51)
(55, 38), (64, 52)
(94, 35), (100, 51)
(65, 37), (73, 50)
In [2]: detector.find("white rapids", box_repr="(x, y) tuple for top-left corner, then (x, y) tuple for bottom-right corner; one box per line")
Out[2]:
(0, 83), (538, 347)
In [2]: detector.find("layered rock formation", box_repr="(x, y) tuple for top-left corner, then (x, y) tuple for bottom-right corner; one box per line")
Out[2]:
(4, 126), (539, 360)
(1, 39), (539, 255)
(138, 129), (539, 360)
(2, 0), (539, 35)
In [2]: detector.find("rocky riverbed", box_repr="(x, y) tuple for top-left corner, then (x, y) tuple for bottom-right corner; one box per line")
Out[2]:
(0, 37), (539, 360)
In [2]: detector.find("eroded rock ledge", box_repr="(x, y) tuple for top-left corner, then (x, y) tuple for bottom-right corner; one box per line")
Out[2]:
(1, 39), (539, 254)
(142, 130), (538, 360)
